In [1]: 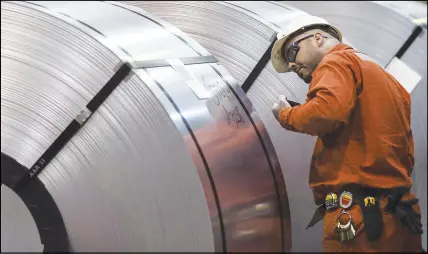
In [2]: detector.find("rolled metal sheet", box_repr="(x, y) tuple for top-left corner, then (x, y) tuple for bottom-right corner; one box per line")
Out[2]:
(121, 1), (359, 251)
(1, 1), (290, 252)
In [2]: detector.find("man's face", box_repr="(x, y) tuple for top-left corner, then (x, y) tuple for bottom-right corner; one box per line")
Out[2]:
(283, 32), (323, 83)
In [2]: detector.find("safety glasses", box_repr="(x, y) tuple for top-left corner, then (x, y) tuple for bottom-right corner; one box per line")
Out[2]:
(282, 34), (327, 63)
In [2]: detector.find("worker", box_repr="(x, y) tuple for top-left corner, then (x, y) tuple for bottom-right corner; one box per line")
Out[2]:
(270, 15), (423, 252)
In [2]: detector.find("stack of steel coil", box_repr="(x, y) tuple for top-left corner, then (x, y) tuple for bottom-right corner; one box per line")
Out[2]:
(1, 1), (291, 252)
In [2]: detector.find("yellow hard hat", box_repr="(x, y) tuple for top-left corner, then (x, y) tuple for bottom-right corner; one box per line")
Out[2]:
(271, 15), (342, 73)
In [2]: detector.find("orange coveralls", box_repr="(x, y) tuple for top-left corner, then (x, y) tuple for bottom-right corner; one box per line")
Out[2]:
(279, 44), (422, 252)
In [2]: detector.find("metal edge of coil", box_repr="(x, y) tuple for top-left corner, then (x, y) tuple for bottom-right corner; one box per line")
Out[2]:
(129, 62), (227, 252)
(196, 6), (289, 248)
(208, 63), (286, 252)
(133, 57), (288, 251)
(130, 56), (219, 69)
(130, 59), (227, 250)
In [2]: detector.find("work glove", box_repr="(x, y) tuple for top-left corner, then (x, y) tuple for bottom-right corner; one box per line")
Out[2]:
(385, 187), (423, 235)
(271, 95), (291, 122)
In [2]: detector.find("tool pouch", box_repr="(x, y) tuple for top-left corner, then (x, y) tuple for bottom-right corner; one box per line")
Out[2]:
(356, 192), (384, 242)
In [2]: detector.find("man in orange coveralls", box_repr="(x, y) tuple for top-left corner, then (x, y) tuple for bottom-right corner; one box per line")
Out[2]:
(270, 15), (423, 252)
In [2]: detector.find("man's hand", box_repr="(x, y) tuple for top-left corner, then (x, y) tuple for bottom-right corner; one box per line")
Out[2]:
(272, 95), (291, 122)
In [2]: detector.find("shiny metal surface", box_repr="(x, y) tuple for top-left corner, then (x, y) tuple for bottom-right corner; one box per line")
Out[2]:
(136, 60), (289, 251)
(1, 185), (43, 252)
(1, 1), (290, 252)
(122, 1), (339, 251)
(373, 1), (427, 27)
(28, 1), (200, 60)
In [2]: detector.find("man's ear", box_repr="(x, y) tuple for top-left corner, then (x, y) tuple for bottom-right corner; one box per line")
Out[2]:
(314, 33), (324, 47)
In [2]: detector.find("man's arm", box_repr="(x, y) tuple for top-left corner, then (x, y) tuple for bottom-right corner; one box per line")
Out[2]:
(279, 58), (358, 136)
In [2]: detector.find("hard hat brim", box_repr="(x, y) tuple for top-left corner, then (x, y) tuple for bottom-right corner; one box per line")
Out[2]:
(271, 35), (290, 73)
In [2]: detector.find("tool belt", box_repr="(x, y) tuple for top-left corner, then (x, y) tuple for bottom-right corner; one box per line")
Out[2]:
(306, 186), (423, 242)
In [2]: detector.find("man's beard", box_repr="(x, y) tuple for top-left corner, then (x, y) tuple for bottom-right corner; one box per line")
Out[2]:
(303, 75), (312, 84)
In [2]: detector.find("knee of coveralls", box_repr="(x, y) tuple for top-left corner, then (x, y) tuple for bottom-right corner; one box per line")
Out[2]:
(322, 191), (422, 252)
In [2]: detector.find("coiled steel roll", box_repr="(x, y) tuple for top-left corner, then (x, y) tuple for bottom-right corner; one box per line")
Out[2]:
(1, 1), (291, 252)
(120, 1), (359, 251)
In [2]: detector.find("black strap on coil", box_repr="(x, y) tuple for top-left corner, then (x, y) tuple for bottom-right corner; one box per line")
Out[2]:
(1, 62), (131, 252)
(395, 25), (423, 59)
(1, 54), (220, 252)
(385, 25), (424, 67)
(241, 33), (301, 107)
(241, 34), (277, 93)
(9, 54), (222, 190)
(11, 63), (132, 191)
